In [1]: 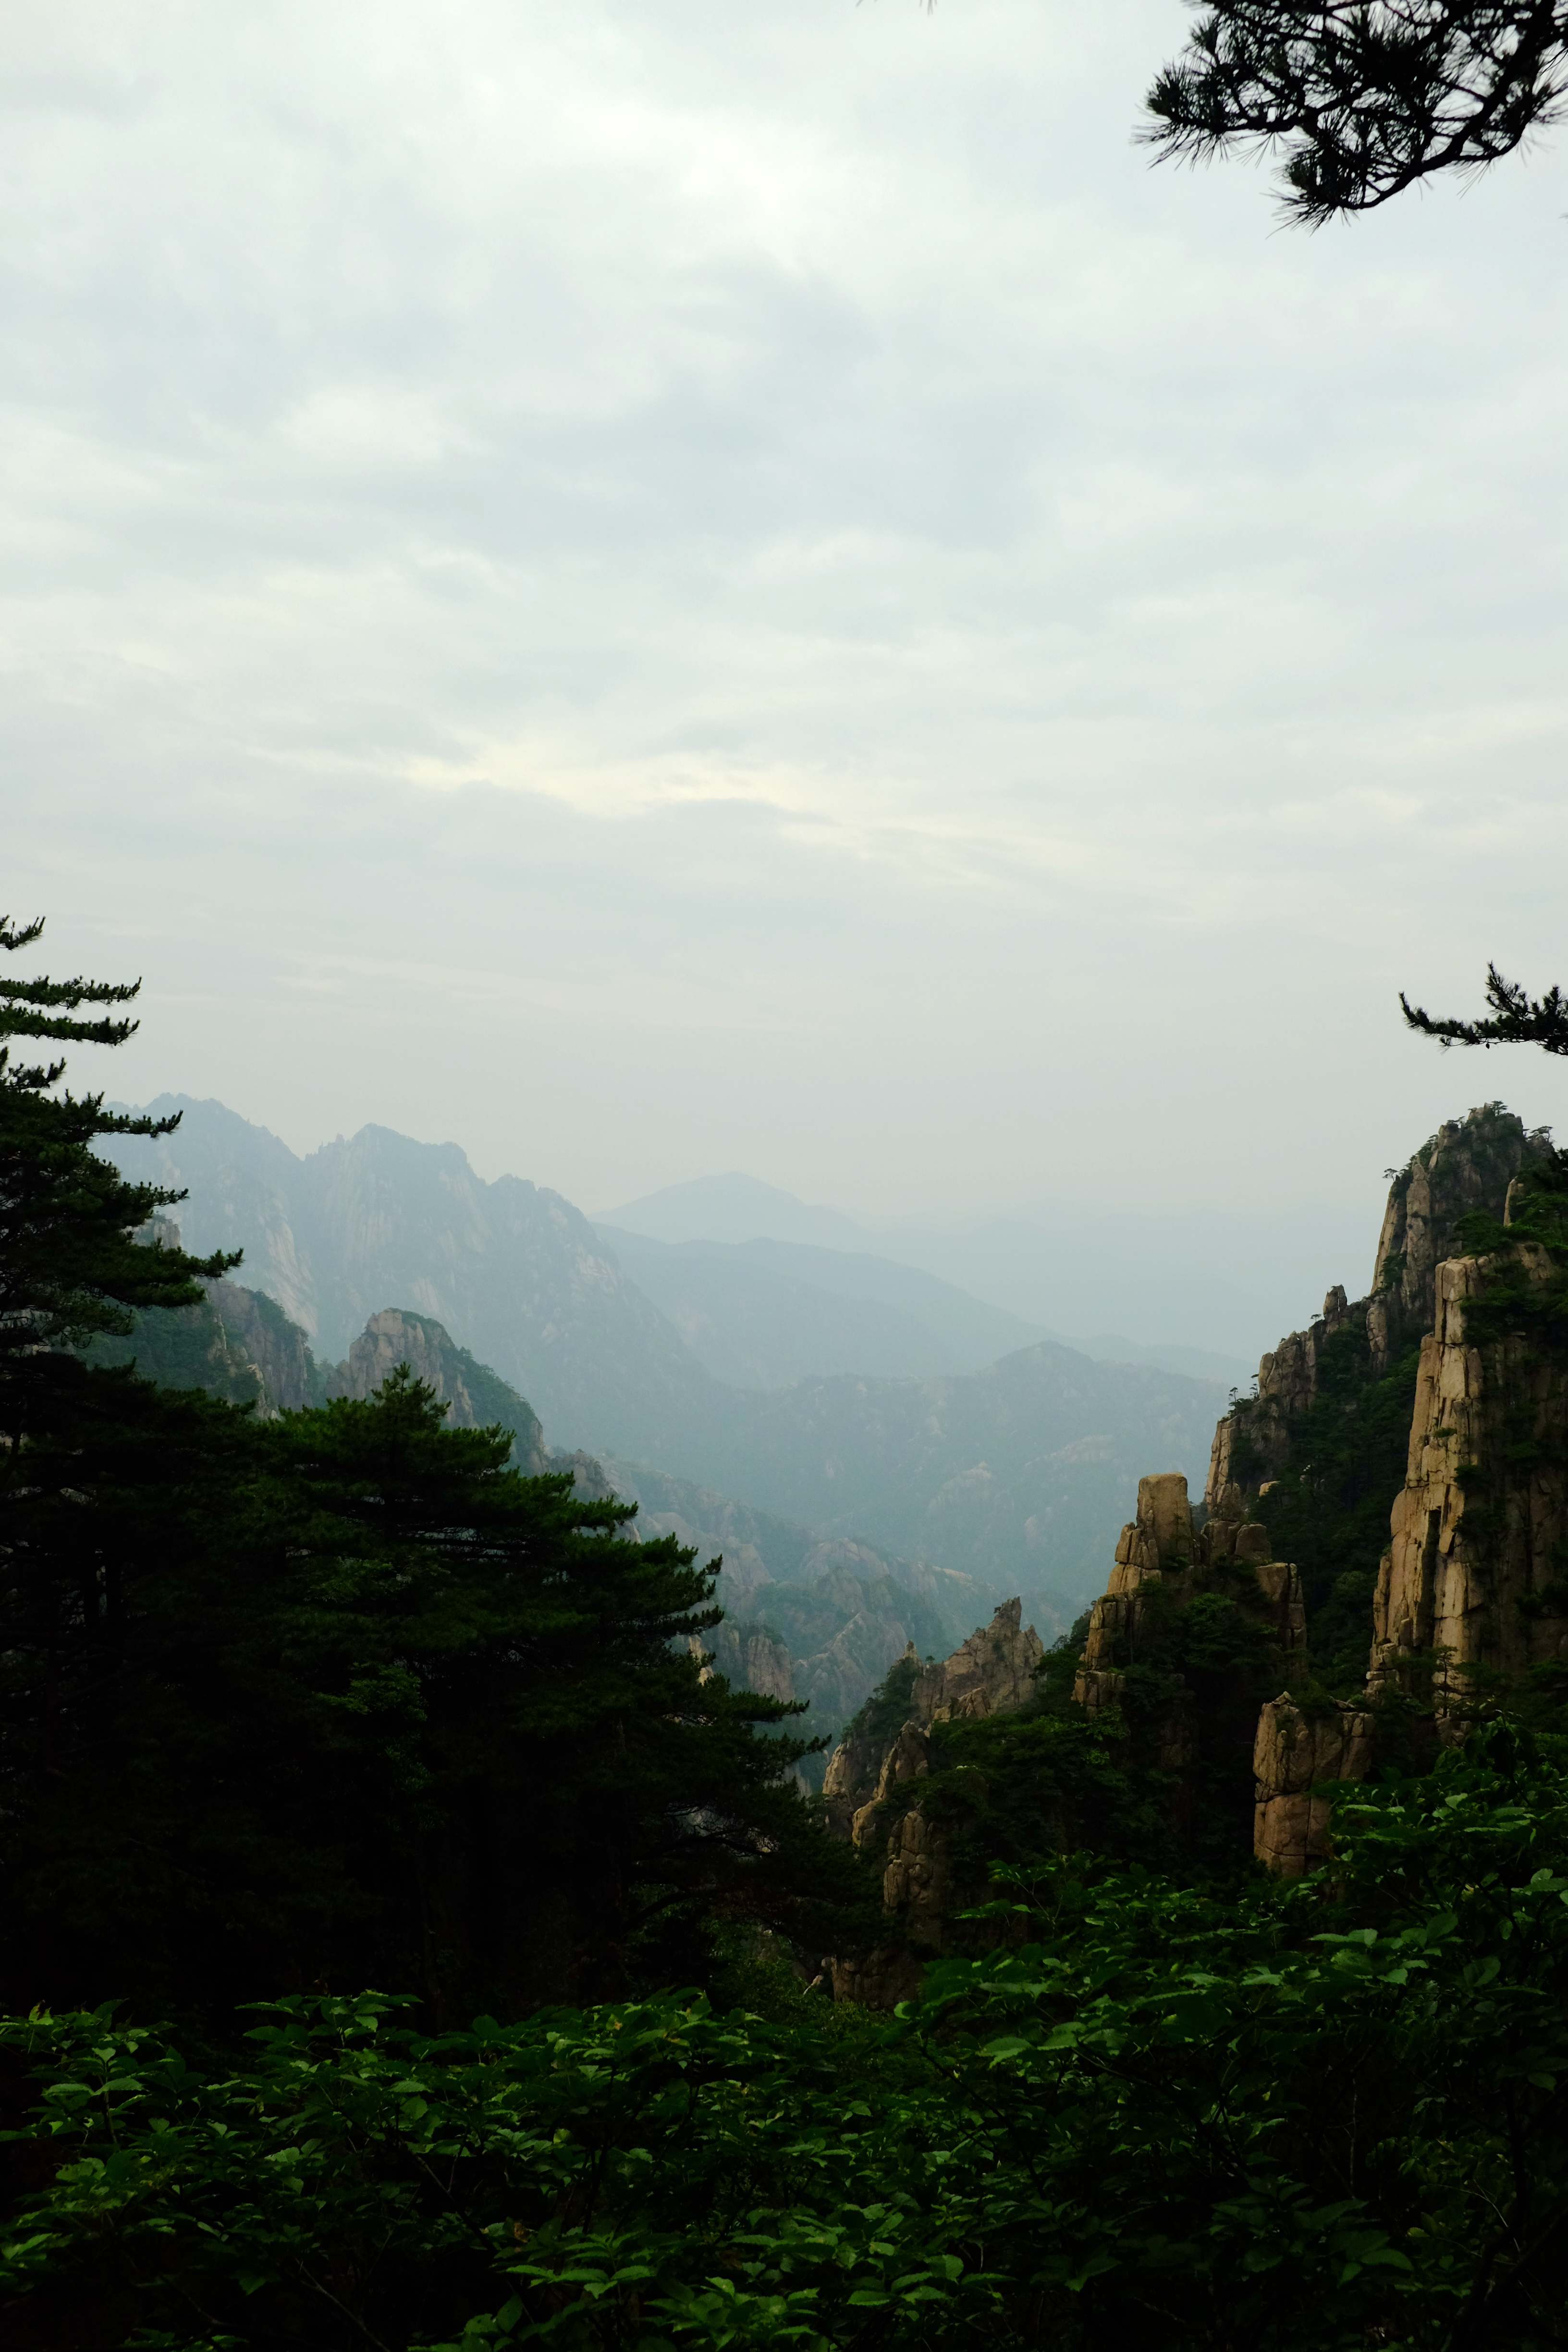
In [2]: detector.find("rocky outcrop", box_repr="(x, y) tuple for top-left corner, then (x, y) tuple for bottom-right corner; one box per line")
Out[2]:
(1367, 1107), (1551, 1371)
(824, 1602), (1044, 2002)
(1252, 1697), (1378, 1875)
(695, 1623), (796, 1705)
(1368, 1245), (1568, 1717)
(1208, 1106), (1550, 1510)
(1207, 1289), (1360, 1503)
(831, 1600), (1045, 1856)
(1071, 1473), (1309, 1848)
(1073, 1472), (1304, 1719)
(326, 1308), (551, 1470)
(911, 1594), (1045, 1719)
(207, 1279), (322, 1410)
(1240, 1123), (1568, 1871)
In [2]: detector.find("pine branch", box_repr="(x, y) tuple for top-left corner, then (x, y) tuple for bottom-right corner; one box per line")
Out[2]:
(1400, 964), (1568, 1055)
(1143, 1), (1568, 223)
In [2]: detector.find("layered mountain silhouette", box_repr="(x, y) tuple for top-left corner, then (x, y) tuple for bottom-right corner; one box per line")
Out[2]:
(601, 1172), (1353, 1384)
(101, 1272), (997, 1776)
(595, 1226), (1050, 1386)
(108, 1098), (1227, 1622)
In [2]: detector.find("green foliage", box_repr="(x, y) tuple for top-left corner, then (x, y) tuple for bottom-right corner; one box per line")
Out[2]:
(1453, 1146), (1568, 1357)
(833, 1648), (924, 1763)
(0, 916), (235, 1371)
(0, 915), (871, 2028)
(2, 1368), (869, 2024)
(1253, 1325), (1424, 1692)
(9, 1727), (1568, 2348)
(914, 1703), (1173, 1891)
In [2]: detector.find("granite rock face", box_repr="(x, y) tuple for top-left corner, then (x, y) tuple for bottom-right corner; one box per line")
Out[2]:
(1368, 1245), (1568, 1718)
(326, 1308), (551, 1470)
(909, 1596), (1045, 1726)
(1366, 1109), (1552, 1371)
(1208, 1106), (1550, 1510)
(205, 1278), (322, 1411)
(1252, 1697), (1378, 1875)
(828, 1600), (1045, 1856)
(696, 1624), (797, 1706)
(823, 1601), (1044, 2003)
(1073, 1473), (1304, 1731)
(1071, 1473), (1308, 1846)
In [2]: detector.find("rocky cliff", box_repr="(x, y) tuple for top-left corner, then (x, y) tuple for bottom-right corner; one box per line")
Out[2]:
(1070, 1106), (1563, 1879)
(324, 1307), (550, 1470)
(91, 1232), (327, 1412)
(1071, 1472), (1306, 1839)
(1367, 1237), (1568, 1715)
(823, 1601), (1045, 2002)
(1209, 1105), (1550, 1508)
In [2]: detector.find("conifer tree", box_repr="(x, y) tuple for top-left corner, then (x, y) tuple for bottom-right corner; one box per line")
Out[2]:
(1145, 2), (1567, 222)
(0, 912), (236, 1396)
(0, 915), (870, 2023)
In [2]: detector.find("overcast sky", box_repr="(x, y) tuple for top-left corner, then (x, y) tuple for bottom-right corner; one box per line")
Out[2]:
(6, 0), (1567, 1257)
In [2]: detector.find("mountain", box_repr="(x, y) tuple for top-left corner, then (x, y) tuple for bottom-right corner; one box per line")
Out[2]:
(99, 1267), (997, 1776)
(678, 1342), (1223, 1625)
(105, 1100), (1227, 1623)
(106, 1097), (724, 1461)
(594, 1227), (1049, 1386)
(595, 1172), (867, 1251)
(601, 1171), (1352, 1376)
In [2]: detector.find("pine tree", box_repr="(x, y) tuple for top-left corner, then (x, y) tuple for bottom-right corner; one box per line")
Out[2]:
(0, 914), (252, 2013)
(3, 1368), (870, 2022)
(0, 915), (871, 2027)
(1145, 3), (1567, 222)
(0, 911), (236, 1394)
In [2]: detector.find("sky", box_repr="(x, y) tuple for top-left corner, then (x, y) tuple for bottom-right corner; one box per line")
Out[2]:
(6, 0), (1567, 1285)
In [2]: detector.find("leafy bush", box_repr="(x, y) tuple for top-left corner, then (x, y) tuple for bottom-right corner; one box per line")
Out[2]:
(8, 1726), (1568, 2349)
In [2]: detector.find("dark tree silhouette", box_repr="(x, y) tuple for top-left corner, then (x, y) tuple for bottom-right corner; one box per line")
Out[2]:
(1145, 3), (1568, 222)
(1401, 962), (1568, 1054)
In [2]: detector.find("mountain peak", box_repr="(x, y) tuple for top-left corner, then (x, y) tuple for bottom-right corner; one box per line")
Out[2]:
(595, 1171), (866, 1251)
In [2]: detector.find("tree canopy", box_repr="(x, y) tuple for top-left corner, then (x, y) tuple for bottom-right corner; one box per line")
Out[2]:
(0, 915), (870, 2029)
(1145, 2), (1568, 222)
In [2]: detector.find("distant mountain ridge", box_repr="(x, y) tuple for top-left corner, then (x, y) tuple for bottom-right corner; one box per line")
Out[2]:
(102, 1272), (992, 1776)
(600, 1171), (1362, 1379)
(596, 1172), (867, 1251)
(106, 1098), (1228, 1625)
(595, 1226), (1050, 1386)
(108, 1096), (723, 1462)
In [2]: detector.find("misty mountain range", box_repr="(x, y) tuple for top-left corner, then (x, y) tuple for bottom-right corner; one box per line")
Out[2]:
(110, 1281), (991, 1777)
(600, 1170), (1368, 1380)
(108, 1095), (1232, 1626)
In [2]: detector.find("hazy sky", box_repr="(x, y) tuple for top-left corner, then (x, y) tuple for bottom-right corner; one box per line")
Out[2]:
(7, 0), (1567, 1244)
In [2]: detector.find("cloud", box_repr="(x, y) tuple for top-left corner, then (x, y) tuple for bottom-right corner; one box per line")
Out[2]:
(3, 0), (1566, 1300)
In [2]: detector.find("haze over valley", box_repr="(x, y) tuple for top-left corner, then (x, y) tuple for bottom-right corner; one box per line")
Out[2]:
(110, 1095), (1232, 1666)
